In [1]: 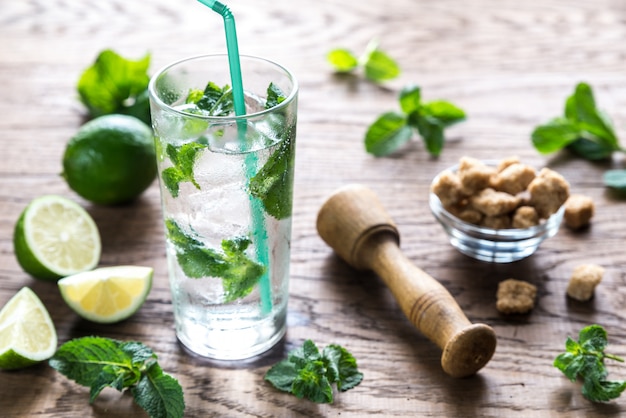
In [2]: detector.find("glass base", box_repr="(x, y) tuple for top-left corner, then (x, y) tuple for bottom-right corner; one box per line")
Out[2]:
(175, 307), (287, 360)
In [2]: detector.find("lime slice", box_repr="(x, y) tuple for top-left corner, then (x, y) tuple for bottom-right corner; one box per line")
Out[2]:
(13, 195), (101, 281)
(58, 266), (153, 324)
(0, 287), (58, 370)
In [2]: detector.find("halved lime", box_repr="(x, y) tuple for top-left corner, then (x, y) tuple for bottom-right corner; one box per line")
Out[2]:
(13, 195), (101, 281)
(58, 266), (153, 324)
(0, 287), (58, 370)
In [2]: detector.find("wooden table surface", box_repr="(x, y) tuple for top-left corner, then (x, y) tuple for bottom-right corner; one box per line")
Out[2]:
(2, 0), (626, 416)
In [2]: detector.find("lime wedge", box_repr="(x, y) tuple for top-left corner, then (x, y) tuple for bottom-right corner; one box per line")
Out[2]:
(13, 195), (101, 281)
(58, 266), (153, 324)
(0, 287), (58, 370)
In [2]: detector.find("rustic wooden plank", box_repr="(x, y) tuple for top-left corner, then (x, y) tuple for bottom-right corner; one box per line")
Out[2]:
(1, 0), (626, 416)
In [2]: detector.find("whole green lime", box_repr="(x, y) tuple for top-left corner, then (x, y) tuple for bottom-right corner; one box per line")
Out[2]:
(62, 114), (157, 205)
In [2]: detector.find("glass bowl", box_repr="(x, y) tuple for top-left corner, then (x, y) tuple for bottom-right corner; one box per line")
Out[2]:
(429, 164), (565, 263)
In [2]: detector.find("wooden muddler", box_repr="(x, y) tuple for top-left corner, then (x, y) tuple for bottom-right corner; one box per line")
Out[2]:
(316, 184), (497, 378)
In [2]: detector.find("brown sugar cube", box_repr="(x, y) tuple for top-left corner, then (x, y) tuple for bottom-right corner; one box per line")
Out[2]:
(497, 156), (521, 172)
(458, 156), (496, 195)
(567, 264), (604, 301)
(431, 170), (465, 207)
(492, 163), (537, 195)
(447, 204), (483, 225)
(512, 206), (539, 229)
(480, 215), (511, 229)
(496, 278), (537, 314)
(528, 167), (570, 218)
(564, 194), (594, 229)
(470, 188), (520, 217)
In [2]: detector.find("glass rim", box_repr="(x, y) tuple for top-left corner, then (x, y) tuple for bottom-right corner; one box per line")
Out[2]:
(148, 53), (298, 121)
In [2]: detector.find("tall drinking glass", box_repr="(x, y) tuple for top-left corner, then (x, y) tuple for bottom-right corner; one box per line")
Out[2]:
(148, 54), (298, 360)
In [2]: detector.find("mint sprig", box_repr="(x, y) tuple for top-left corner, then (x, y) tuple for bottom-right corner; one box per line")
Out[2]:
(327, 39), (400, 83)
(165, 219), (265, 302)
(604, 170), (626, 194)
(365, 85), (465, 157)
(161, 142), (206, 197)
(186, 81), (233, 116)
(249, 83), (295, 220)
(49, 337), (184, 418)
(77, 49), (152, 125)
(532, 82), (625, 160)
(554, 324), (626, 402)
(265, 340), (363, 403)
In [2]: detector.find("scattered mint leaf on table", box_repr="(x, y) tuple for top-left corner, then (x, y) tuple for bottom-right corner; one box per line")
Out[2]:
(165, 219), (265, 302)
(49, 336), (184, 418)
(328, 39), (400, 83)
(531, 82), (625, 160)
(365, 85), (466, 157)
(604, 170), (626, 193)
(554, 324), (626, 402)
(327, 48), (359, 72)
(77, 49), (152, 125)
(265, 340), (363, 404)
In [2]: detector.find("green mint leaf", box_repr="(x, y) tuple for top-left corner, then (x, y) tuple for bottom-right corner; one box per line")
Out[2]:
(120, 341), (158, 366)
(196, 82), (233, 116)
(579, 324), (609, 353)
(565, 336), (582, 354)
(49, 336), (136, 389)
(554, 352), (585, 382)
(220, 237), (266, 301)
(165, 219), (265, 302)
(327, 49), (359, 73)
(249, 83), (294, 220)
(604, 169), (626, 193)
(399, 85), (422, 114)
(565, 83), (618, 146)
(420, 100), (466, 127)
(132, 362), (185, 418)
(531, 118), (580, 154)
(362, 47), (400, 82)
(249, 133), (295, 220)
(328, 40), (399, 83)
(265, 340), (363, 404)
(291, 360), (334, 404)
(185, 89), (204, 104)
(583, 379), (626, 403)
(77, 49), (151, 125)
(49, 337), (185, 417)
(364, 112), (412, 156)
(408, 112), (445, 157)
(567, 137), (616, 160)
(266, 83), (287, 109)
(90, 366), (126, 403)
(265, 360), (299, 392)
(555, 325), (626, 402)
(532, 82), (622, 161)
(322, 345), (364, 391)
(162, 142), (205, 197)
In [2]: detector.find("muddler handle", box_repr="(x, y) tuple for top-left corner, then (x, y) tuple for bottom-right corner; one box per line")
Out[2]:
(316, 184), (496, 378)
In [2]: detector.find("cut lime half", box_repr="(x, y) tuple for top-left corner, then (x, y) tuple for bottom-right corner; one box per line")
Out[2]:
(13, 195), (101, 281)
(58, 266), (153, 324)
(0, 287), (58, 370)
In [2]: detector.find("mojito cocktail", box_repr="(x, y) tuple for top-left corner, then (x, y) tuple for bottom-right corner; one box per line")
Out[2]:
(149, 54), (297, 360)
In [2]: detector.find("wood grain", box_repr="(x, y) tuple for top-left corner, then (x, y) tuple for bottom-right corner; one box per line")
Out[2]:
(1, 0), (626, 416)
